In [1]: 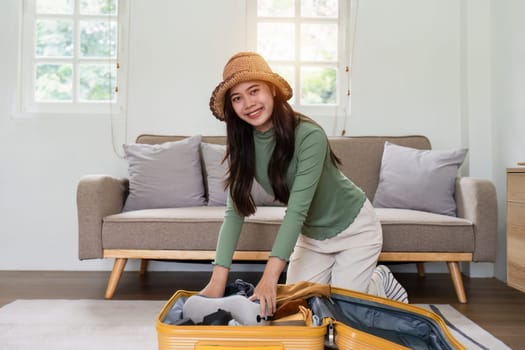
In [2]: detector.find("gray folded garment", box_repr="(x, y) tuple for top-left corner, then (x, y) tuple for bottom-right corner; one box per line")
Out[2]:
(182, 294), (268, 326)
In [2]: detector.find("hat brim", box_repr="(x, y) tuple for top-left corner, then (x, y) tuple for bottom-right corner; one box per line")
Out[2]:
(209, 71), (293, 121)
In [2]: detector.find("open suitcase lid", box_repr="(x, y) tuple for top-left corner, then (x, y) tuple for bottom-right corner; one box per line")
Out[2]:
(312, 286), (465, 350)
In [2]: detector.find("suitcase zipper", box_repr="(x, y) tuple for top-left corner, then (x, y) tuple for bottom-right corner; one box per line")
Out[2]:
(327, 318), (335, 347)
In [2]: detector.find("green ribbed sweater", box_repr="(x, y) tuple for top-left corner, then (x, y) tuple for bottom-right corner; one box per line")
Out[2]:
(214, 121), (366, 268)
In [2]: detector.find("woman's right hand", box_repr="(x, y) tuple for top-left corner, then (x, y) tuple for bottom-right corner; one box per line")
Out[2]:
(198, 264), (229, 298)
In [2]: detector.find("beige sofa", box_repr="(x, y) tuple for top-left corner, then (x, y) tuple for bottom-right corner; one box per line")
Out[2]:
(77, 135), (498, 302)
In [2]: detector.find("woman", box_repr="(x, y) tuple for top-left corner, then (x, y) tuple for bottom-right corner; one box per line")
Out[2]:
(201, 52), (408, 317)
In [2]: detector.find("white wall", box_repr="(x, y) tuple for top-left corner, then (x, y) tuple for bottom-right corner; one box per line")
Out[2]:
(1, 0), (523, 279)
(491, 0), (525, 280)
(351, 0), (462, 149)
(125, 0), (243, 138)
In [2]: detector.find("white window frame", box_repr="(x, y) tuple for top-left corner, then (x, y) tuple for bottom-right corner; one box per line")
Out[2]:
(17, 0), (129, 116)
(246, 0), (351, 120)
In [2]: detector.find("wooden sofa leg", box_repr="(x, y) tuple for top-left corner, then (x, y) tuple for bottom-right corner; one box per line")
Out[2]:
(105, 258), (128, 299)
(139, 259), (149, 277)
(447, 261), (467, 303)
(416, 262), (425, 277)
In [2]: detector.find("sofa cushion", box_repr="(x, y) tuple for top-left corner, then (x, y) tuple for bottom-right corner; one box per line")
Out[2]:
(102, 206), (284, 251)
(200, 143), (283, 206)
(122, 135), (206, 211)
(102, 207), (474, 254)
(376, 208), (474, 253)
(373, 142), (468, 216)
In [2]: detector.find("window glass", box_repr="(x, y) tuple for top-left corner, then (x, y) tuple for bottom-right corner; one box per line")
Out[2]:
(35, 63), (73, 101)
(300, 0), (338, 17)
(301, 23), (337, 61)
(79, 20), (117, 57)
(301, 66), (337, 105)
(80, 0), (117, 15)
(79, 64), (116, 101)
(258, 0), (294, 17)
(258, 23), (295, 60)
(35, 20), (73, 57)
(36, 0), (73, 14)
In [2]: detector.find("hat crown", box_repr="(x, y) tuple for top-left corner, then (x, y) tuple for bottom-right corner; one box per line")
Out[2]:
(223, 52), (273, 80)
(210, 51), (292, 121)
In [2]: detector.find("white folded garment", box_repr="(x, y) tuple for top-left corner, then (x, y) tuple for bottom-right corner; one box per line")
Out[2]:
(182, 294), (268, 326)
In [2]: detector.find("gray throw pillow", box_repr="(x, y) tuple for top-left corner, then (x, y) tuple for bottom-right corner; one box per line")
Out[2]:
(200, 143), (229, 206)
(122, 135), (206, 211)
(200, 143), (283, 206)
(372, 141), (468, 216)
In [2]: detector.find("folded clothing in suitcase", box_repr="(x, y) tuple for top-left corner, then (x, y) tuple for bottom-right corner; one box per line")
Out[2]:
(156, 281), (465, 350)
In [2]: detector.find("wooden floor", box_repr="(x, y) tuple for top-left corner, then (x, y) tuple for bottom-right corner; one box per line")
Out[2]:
(1, 269), (524, 349)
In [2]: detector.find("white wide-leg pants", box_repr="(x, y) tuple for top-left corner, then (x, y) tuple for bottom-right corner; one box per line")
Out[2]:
(286, 199), (386, 298)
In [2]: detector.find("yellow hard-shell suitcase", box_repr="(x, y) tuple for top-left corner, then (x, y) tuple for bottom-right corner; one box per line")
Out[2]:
(157, 289), (328, 350)
(156, 283), (465, 350)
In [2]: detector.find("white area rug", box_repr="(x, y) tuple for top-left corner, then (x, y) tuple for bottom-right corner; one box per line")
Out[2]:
(0, 300), (164, 350)
(0, 300), (510, 350)
(416, 304), (510, 350)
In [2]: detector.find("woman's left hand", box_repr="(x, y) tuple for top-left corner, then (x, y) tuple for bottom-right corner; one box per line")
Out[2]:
(249, 277), (277, 317)
(248, 257), (287, 317)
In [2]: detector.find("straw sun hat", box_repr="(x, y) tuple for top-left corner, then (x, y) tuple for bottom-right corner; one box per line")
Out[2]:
(209, 52), (293, 121)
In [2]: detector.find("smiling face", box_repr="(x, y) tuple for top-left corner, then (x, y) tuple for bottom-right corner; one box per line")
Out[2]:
(229, 80), (275, 132)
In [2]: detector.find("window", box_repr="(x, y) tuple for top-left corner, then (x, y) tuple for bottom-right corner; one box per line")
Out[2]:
(18, 0), (129, 115)
(247, 0), (351, 118)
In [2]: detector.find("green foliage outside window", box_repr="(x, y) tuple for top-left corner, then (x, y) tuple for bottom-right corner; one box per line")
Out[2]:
(36, 20), (73, 57)
(301, 68), (336, 104)
(35, 64), (73, 101)
(80, 21), (117, 57)
(80, 0), (117, 14)
(80, 64), (116, 101)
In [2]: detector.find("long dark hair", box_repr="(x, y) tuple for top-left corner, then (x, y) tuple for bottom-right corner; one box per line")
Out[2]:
(223, 82), (341, 217)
